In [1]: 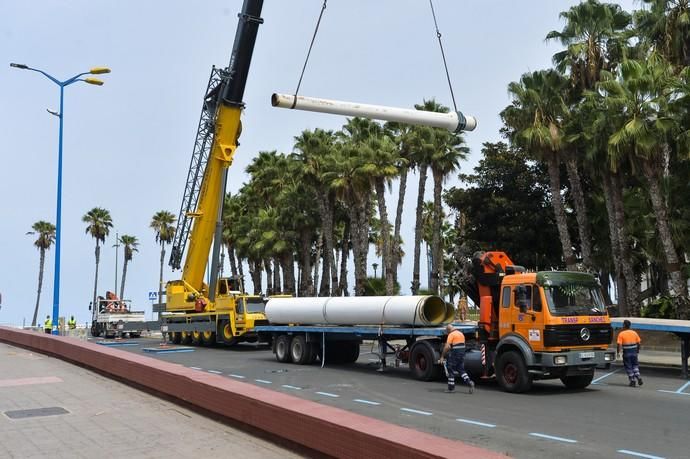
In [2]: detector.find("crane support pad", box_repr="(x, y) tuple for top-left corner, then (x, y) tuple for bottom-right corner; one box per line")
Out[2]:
(0, 326), (505, 459)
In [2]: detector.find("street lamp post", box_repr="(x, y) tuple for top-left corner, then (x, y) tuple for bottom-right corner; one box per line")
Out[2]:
(372, 263), (379, 279)
(10, 63), (110, 335)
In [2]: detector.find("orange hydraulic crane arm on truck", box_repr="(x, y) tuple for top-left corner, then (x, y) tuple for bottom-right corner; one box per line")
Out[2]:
(166, 0), (264, 311)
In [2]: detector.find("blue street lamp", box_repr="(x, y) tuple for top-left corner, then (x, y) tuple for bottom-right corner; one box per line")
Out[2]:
(10, 63), (110, 334)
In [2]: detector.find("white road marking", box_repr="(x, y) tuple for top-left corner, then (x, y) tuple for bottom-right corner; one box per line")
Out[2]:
(207, 370), (222, 374)
(353, 399), (381, 406)
(315, 391), (339, 398)
(675, 381), (690, 394)
(282, 384), (302, 390)
(400, 407), (433, 416)
(592, 369), (620, 384)
(228, 374), (246, 379)
(617, 449), (666, 459)
(189, 366), (202, 370)
(456, 418), (496, 428)
(529, 432), (577, 443)
(657, 390), (690, 396)
(255, 379), (272, 384)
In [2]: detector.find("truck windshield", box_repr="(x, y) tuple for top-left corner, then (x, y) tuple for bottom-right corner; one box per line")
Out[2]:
(538, 272), (607, 316)
(244, 297), (266, 314)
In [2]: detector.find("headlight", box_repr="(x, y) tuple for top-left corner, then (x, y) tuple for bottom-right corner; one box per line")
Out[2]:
(554, 355), (567, 365)
(604, 352), (615, 361)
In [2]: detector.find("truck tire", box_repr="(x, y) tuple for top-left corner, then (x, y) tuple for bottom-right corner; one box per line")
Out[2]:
(201, 331), (216, 346)
(560, 373), (594, 390)
(219, 321), (238, 346)
(308, 342), (319, 364)
(275, 335), (293, 363)
(290, 335), (311, 365)
(191, 331), (203, 346)
(172, 332), (182, 344)
(180, 331), (192, 345)
(339, 341), (360, 364)
(130, 332), (141, 338)
(496, 351), (532, 393)
(409, 341), (442, 381)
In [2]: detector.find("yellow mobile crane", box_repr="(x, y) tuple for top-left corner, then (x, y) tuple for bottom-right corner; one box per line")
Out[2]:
(162, 0), (268, 346)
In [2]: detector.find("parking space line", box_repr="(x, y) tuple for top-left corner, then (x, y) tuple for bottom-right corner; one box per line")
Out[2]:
(353, 399), (381, 406)
(529, 432), (577, 443)
(592, 369), (619, 384)
(255, 379), (272, 384)
(657, 390), (690, 396)
(400, 408), (433, 416)
(282, 384), (302, 390)
(207, 370), (222, 374)
(189, 366), (202, 370)
(228, 374), (245, 379)
(315, 391), (339, 398)
(617, 449), (665, 459)
(456, 418), (496, 428)
(674, 381), (690, 394)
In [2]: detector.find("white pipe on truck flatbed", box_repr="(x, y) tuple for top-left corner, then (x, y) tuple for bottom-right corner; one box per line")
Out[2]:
(264, 295), (454, 326)
(271, 93), (477, 132)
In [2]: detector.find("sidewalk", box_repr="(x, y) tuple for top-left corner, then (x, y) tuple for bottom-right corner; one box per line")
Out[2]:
(0, 342), (300, 459)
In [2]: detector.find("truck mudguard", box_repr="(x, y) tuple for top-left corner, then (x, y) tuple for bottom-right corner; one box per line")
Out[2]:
(496, 333), (535, 366)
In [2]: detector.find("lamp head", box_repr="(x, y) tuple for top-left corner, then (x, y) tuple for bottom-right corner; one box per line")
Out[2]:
(84, 77), (104, 86)
(89, 67), (111, 75)
(10, 63), (29, 69)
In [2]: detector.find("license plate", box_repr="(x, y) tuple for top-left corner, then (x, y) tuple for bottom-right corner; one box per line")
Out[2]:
(579, 352), (595, 359)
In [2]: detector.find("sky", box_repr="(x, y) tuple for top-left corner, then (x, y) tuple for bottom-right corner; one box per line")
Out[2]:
(1, 0), (637, 326)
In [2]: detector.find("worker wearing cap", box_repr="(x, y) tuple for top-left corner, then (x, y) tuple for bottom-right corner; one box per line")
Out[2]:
(68, 316), (77, 330)
(43, 315), (52, 334)
(617, 320), (643, 387)
(439, 324), (475, 393)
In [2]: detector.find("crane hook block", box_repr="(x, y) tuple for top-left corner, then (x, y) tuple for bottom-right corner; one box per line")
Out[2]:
(271, 93), (477, 132)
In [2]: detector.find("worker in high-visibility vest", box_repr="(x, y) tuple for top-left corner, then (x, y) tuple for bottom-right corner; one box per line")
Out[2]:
(44, 315), (52, 334)
(617, 319), (643, 387)
(68, 316), (77, 330)
(439, 324), (475, 394)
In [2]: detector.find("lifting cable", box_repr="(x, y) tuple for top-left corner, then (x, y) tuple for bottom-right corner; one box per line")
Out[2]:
(428, 0), (458, 113)
(291, 0), (328, 109)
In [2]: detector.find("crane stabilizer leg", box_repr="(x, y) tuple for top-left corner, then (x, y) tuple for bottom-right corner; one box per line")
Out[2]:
(271, 92), (477, 132)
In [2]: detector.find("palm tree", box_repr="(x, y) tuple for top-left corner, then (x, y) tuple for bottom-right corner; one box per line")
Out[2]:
(150, 211), (176, 307)
(635, 0), (690, 70)
(599, 56), (688, 310)
(83, 207), (113, 310)
(118, 235), (139, 299)
(502, 70), (578, 271)
(27, 221), (55, 327)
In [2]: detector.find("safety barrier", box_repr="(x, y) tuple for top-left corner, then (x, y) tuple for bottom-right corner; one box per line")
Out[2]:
(0, 326), (505, 458)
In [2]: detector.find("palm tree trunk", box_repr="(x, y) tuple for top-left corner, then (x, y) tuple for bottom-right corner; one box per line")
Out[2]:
(299, 231), (312, 296)
(348, 196), (371, 296)
(272, 259), (281, 293)
(120, 259), (129, 299)
(265, 260), (273, 295)
(412, 164), (428, 294)
(601, 172), (627, 315)
(545, 154), (577, 271)
(93, 243), (101, 309)
(313, 232), (322, 296)
(392, 167), (408, 284)
(227, 244), (238, 277)
(564, 155), (594, 270)
(430, 168), (443, 294)
(611, 171), (639, 315)
(642, 159), (688, 301)
(249, 259), (262, 295)
(281, 252), (295, 294)
(31, 248), (46, 327)
(318, 195), (335, 296)
(158, 244), (165, 311)
(338, 220), (350, 296)
(374, 178), (394, 295)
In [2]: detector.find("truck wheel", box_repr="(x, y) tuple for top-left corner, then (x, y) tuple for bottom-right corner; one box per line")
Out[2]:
(308, 342), (319, 364)
(409, 341), (441, 381)
(560, 373), (594, 390)
(130, 332), (141, 338)
(201, 331), (216, 346)
(191, 331), (203, 346)
(275, 335), (293, 363)
(91, 326), (100, 338)
(339, 341), (360, 364)
(180, 331), (192, 345)
(172, 332), (182, 344)
(219, 322), (238, 346)
(496, 351), (532, 393)
(290, 336), (311, 364)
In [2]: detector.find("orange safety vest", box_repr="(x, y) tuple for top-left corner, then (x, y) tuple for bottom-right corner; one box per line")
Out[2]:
(617, 329), (641, 351)
(447, 329), (466, 348)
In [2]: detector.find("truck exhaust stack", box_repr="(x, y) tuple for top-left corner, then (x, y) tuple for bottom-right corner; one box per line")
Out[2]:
(271, 93), (477, 132)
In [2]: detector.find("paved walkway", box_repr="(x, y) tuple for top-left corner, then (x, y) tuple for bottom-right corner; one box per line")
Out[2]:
(0, 342), (301, 459)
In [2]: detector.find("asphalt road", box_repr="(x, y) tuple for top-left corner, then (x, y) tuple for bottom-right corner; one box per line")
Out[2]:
(101, 337), (689, 459)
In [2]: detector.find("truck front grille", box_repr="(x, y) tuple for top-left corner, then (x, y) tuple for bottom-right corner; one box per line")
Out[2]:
(543, 324), (612, 347)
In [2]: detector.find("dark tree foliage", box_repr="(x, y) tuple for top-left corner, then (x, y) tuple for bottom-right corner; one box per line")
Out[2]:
(445, 142), (564, 271)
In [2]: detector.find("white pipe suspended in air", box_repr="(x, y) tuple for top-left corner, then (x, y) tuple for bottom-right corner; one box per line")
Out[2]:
(265, 295), (455, 327)
(271, 93), (477, 132)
